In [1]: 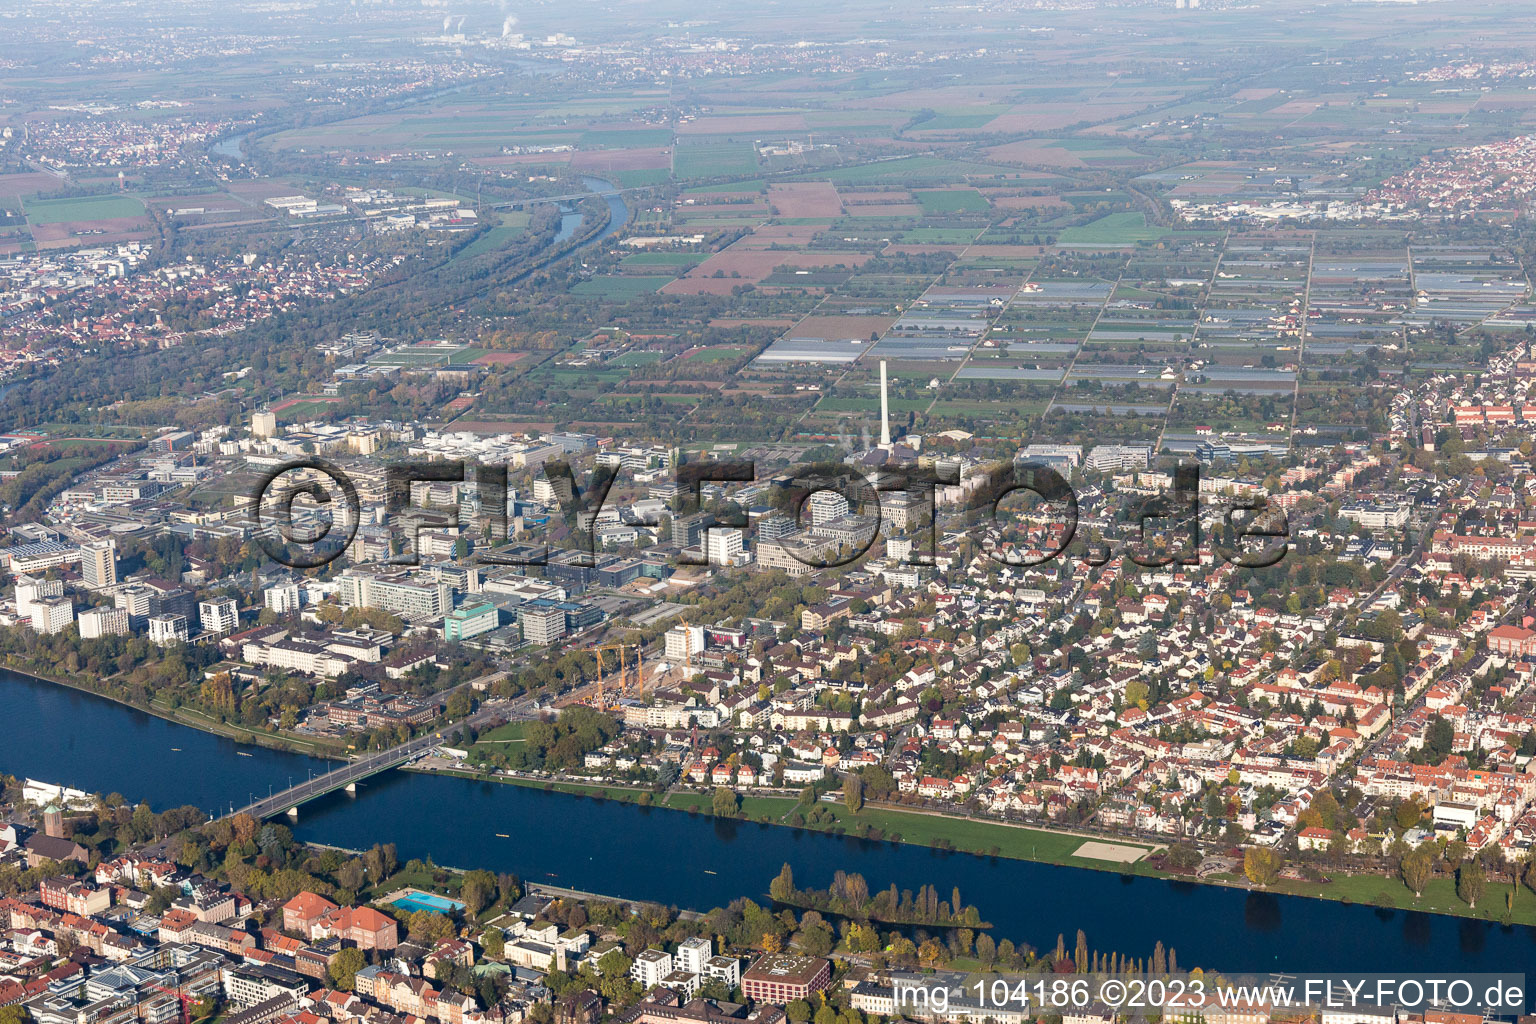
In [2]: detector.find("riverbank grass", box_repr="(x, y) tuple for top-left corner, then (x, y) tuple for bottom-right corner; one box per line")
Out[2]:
(1217, 870), (1536, 927)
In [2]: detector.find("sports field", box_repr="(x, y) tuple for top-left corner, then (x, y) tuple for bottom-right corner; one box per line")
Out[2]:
(1072, 840), (1150, 863)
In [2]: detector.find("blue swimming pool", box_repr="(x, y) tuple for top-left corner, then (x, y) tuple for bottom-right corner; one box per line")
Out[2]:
(390, 890), (465, 915)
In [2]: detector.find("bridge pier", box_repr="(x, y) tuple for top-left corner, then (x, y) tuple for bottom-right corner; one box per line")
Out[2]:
(345, 782), (357, 794)
(286, 807), (298, 819)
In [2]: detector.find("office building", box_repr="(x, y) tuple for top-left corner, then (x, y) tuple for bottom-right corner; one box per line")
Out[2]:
(29, 596), (74, 635)
(338, 568), (452, 620)
(705, 528), (744, 567)
(444, 601), (499, 641)
(806, 491), (849, 526)
(520, 604), (566, 645)
(80, 541), (118, 590)
(79, 606), (130, 639)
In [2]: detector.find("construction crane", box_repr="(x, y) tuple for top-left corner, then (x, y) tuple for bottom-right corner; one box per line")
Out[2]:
(590, 641), (645, 709)
(143, 980), (196, 1024)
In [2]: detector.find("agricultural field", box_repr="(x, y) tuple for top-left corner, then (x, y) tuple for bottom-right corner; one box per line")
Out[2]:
(22, 195), (147, 224)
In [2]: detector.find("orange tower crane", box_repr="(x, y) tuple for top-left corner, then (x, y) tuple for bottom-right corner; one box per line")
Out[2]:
(591, 642), (646, 709)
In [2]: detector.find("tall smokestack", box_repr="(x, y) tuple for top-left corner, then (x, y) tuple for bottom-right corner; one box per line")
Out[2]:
(879, 359), (892, 447)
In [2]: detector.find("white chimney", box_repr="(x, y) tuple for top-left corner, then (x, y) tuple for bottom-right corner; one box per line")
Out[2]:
(879, 360), (892, 448)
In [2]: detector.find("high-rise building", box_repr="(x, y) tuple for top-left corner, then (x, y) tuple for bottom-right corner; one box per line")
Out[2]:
(15, 575), (63, 620)
(664, 624), (704, 662)
(807, 491), (850, 526)
(148, 614), (189, 646)
(672, 511), (714, 548)
(337, 568), (452, 620)
(199, 598), (239, 636)
(264, 581), (302, 615)
(630, 950), (673, 990)
(29, 596), (74, 635)
(676, 937), (712, 976)
(114, 585), (154, 628)
(80, 541), (118, 590)
(520, 604), (567, 645)
(444, 601), (499, 641)
(252, 410), (277, 438)
(79, 606), (130, 639)
(756, 511), (799, 542)
(705, 528), (744, 567)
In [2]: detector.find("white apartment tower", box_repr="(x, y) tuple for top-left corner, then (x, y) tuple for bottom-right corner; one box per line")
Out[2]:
(199, 598), (239, 636)
(676, 937), (712, 976)
(264, 581), (302, 615)
(148, 614), (189, 646)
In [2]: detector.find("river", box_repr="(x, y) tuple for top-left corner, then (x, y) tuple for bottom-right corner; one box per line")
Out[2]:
(0, 675), (1529, 976)
(2, 670), (1532, 972)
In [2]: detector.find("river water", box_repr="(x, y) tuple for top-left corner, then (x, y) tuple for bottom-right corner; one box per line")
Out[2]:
(2, 670), (1532, 974)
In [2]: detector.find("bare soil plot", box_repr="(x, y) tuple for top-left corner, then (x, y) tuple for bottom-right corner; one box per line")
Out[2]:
(1073, 840), (1150, 863)
(732, 223), (826, 248)
(32, 216), (153, 249)
(985, 141), (1087, 168)
(768, 182), (844, 219)
(787, 314), (898, 341)
(677, 114), (807, 133)
(709, 317), (798, 327)
(0, 172), (68, 204)
(571, 147), (671, 171)
(661, 249), (868, 295)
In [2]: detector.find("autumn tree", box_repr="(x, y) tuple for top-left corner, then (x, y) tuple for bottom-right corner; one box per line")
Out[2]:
(769, 863), (796, 902)
(711, 787), (740, 818)
(1401, 849), (1433, 898)
(461, 869), (498, 917)
(329, 947), (366, 991)
(1243, 847), (1282, 887)
(1457, 860), (1486, 909)
(843, 774), (864, 814)
(482, 927), (506, 960)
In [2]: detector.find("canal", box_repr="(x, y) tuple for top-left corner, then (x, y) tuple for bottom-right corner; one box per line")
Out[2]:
(2, 669), (1533, 973)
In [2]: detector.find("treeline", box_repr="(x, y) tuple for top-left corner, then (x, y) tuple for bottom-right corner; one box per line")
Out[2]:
(0, 442), (138, 523)
(768, 864), (986, 928)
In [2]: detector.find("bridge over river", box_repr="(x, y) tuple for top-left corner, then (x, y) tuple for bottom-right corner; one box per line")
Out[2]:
(234, 672), (520, 820)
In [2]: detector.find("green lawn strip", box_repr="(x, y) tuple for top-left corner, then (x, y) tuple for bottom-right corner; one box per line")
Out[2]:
(1245, 870), (1536, 926)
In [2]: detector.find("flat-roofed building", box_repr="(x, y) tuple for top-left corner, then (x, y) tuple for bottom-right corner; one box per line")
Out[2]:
(79, 605), (130, 639)
(741, 955), (831, 1004)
